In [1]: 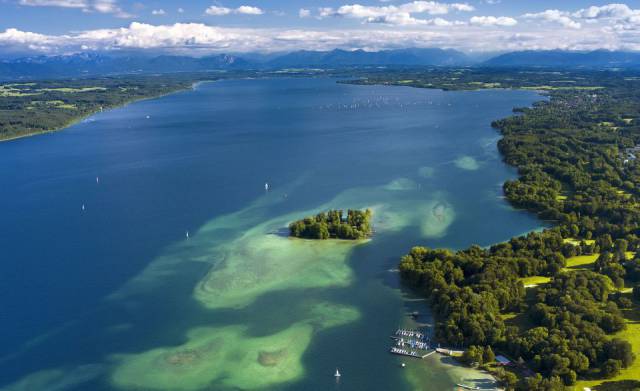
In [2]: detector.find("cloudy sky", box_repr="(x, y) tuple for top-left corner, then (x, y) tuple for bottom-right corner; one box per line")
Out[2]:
(1, 0), (640, 55)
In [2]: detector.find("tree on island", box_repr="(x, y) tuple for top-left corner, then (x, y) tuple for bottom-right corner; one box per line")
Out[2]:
(289, 209), (372, 240)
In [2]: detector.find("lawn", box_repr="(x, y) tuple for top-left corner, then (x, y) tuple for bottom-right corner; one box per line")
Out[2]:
(520, 276), (551, 287)
(564, 254), (599, 270)
(563, 238), (596, 246)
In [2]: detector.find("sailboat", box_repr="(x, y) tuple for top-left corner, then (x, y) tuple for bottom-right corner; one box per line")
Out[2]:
(334, 368), (341, 378)
(186, 231), (190, 239)
(264, 182), (269, 191)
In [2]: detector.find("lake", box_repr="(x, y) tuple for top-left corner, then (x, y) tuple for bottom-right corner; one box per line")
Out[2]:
(0, 78), (543, 390)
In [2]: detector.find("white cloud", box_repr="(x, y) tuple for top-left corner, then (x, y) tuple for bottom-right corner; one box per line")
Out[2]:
(319, 1), (474, 25)
(177, 7), (184, 13)
(151, 9), (166, 16)
(470, 16), (517, 27)
(318, 7), (333, 18)
(205, 6), (231, 16)
(432, 17), (464, 26)
(520, 4), (640, 33)
(19, 0), (133, 17)
(299, 8), (311, 18)
(205, 5), (263, 16)
(572, 3), (640, 31)
(19, 0), (86, 8)
(236, 5), (263, 15)
(523, 9), (581, 29)
(1, 20), (638, 55)
(573, 4), (636, 20)
(0, 27), (61, 52)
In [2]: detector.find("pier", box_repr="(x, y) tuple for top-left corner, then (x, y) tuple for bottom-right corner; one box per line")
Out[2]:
(436, 347), (464, 356)
(389, 347), (430, 359)
(394, 328), (426, 339)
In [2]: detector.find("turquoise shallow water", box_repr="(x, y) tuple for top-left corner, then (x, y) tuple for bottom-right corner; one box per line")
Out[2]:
(0, 78), (543, 390)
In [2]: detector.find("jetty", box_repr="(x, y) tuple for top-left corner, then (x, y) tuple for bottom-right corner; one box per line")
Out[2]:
(389, 347), (430, 359)
(392, 337), (429, 350)
(393, 328), (426, 339)
(436, 347), (464, 356)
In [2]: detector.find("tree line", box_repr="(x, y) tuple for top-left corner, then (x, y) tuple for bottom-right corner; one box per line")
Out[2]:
(397, 70), (640, 390)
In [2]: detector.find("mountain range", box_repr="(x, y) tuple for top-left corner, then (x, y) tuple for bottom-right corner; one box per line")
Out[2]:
(2, 49), (640, 80)
(484, 50), (640, 68)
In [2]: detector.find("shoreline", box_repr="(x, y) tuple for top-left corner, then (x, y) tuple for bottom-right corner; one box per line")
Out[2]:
(0, 76), (546, 390)
(0, 80), (209, 144)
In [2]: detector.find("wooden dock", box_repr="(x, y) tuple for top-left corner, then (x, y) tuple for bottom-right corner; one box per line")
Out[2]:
(389, 347), (432, 359)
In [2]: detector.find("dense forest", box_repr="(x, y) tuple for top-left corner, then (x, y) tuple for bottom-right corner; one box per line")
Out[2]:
(379, 69), (640, 390)
(289, 209), (372, 240)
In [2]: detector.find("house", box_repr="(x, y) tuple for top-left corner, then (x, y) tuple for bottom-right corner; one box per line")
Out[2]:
(495, 355), (511, 366)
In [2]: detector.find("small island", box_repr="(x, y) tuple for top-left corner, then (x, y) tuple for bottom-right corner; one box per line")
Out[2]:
(289, 209), (372, 240)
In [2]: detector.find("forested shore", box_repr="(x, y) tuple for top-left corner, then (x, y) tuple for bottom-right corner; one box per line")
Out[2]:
(0, 75), (215, 141)
(364, 69), (640, 390)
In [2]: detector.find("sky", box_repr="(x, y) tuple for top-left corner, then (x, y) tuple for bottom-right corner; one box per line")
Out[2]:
(1, 0), (640, 56)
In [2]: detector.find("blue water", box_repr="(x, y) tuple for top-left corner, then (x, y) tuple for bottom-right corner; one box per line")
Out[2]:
(0, 78), (543, 390)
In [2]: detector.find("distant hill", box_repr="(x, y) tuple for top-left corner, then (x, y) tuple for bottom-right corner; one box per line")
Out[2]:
(483, 50), (640, 68)
(0, 48), (473, 80)
(0, 52), (249, 80)
(266, 48), (471, 68)
(3, 49), (640, 80)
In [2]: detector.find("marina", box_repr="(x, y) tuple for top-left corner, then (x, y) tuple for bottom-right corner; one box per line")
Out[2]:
(389, 328), (434, 359)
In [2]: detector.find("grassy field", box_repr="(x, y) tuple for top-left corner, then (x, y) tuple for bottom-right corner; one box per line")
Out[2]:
(563, 238), (596, 246)
(520, 86), (604, 91)
(520, 275), (552, 287)
(564, 254), (600, 270)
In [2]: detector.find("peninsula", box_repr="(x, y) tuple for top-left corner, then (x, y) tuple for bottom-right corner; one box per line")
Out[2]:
(362, 68), (640, 391)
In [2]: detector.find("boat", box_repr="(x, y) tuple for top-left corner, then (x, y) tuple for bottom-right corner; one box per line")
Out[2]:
(334, 369), (341, 377)
(82, 204), (85, 211)
(96, 176), (99, 184)
(264, 182), (269, 191)
(186, 231), (190, 239)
